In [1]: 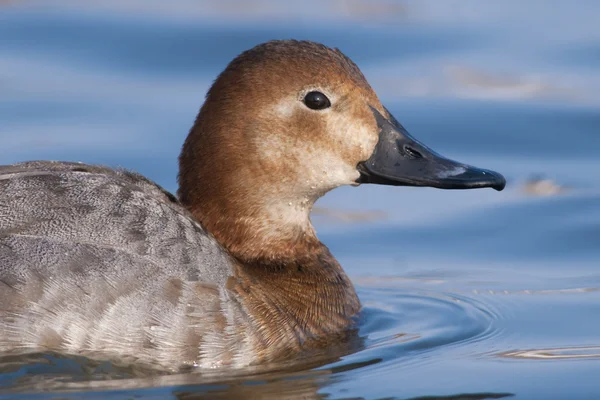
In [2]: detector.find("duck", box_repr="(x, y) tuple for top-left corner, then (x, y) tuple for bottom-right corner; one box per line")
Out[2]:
(0, 40), (505, 371)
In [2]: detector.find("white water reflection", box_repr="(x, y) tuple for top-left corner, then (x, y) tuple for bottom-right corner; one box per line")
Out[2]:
(500, 346), (600, 360)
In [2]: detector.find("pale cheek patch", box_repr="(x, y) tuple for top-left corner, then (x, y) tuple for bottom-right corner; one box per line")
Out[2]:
(256, 98), (377, 197)
(312, 149), (361, 186)
(273, 98), (297, 118)
(351, 121), (378, 161)
(293, 144), (360, 191)
(326, 112), (378, 163)
(251, 131), (357, 197)
(254, 133), (288, 161)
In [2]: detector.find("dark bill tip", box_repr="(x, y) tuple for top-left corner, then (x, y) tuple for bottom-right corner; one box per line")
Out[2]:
(357, 162), (506, 191)
(438, 167), (507, 191)
(431, 165), (506, 191)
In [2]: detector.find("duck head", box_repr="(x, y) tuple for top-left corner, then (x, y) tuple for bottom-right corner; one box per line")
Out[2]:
(178, 40), (505, 260)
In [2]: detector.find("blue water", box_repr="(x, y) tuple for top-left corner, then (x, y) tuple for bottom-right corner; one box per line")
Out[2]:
(1, 1), (599, 399)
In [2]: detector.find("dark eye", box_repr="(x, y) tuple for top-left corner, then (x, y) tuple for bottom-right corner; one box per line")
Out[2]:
(303, 91), (331, 110)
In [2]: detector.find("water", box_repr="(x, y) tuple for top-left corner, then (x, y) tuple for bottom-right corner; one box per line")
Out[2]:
(1, 1), (599, 398)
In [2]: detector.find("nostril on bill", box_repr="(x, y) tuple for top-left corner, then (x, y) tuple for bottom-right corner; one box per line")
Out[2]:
(403, 145), (423, 159)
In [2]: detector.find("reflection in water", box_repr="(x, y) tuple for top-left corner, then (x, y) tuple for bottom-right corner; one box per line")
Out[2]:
(0, 354), (380, 399)
(0, 353), (516, 400)
(407, 393), (514, 400)
(499, 346), (600, 360)
(0, 336), (366, 395)
(175, 361), (381, 400)
(177, 389), (515, 400)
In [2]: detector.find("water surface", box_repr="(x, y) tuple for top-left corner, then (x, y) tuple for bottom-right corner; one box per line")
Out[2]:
(1, 1), (599, 399)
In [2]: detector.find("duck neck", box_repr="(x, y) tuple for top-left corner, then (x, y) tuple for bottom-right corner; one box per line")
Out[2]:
(179, 179), (362, 340)
(177, 124), (362, 348)
(180, 182), (319, 261)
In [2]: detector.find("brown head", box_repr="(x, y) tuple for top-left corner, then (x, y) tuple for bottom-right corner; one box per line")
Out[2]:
(178, 40), (505, 262)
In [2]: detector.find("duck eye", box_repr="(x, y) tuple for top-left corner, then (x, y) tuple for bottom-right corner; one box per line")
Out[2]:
(303, 91), (331, 110)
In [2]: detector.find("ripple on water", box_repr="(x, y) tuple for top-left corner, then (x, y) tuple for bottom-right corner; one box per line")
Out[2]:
(321, 285), (503, 377)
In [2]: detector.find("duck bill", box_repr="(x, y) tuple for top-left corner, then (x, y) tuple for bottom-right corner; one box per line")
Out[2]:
(357, 107), (506, 191)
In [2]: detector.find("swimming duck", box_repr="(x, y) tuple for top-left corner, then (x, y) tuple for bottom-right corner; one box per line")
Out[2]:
(0, 40), (505, 370)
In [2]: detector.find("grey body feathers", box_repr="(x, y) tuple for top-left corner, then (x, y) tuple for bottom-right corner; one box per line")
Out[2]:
(0, 161), (253, 369)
